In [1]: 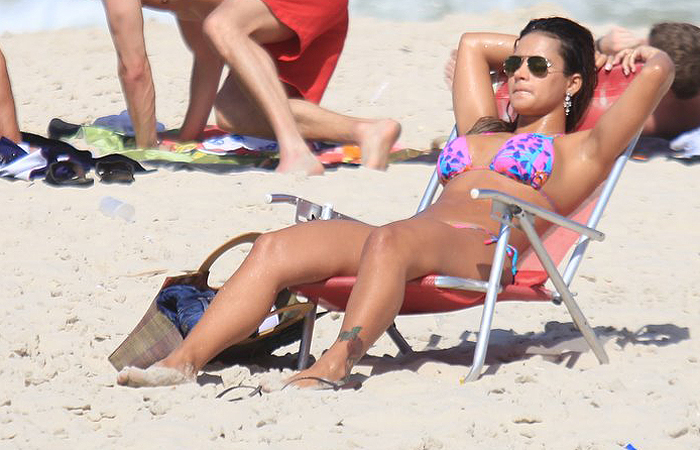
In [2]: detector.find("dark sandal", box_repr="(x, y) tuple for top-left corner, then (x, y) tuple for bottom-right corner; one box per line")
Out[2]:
(215, 384), (263, 402)
(96, 160), (135, 184)
(282, 376), (361, 391)
(44, 160), (94, 187)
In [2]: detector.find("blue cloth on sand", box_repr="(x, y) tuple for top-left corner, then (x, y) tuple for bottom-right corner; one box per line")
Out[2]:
(0, 137), (27, 167)
(93, 110), (166, 137)
(156, 285), (216, 336)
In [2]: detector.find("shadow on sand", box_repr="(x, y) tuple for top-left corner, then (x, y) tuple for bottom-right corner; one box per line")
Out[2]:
(362, 321), (690, 377)
(198, 321), (689, 386)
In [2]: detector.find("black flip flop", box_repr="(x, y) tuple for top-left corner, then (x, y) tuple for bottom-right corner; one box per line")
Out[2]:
(44, 160), (94, 187)
(282, 376), (362, 391)
(96, 160), (135, 184)
(215, 384), (263, 402)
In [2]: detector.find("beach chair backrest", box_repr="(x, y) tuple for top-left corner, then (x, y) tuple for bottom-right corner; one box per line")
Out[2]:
(515, 67), (640, 282)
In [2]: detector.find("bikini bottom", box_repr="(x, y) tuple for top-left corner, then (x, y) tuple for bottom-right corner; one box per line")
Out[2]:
(449, 222), (519, 276)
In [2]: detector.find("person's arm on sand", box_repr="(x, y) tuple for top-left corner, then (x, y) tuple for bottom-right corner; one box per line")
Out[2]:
(176, 19), (224, 142)
(0, 48), (21, 143)
(452, 33), (516, 135)
(102, 0), (158, 148)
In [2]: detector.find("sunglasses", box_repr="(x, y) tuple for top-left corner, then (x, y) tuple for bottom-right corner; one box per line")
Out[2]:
(503, 55), (555, 78)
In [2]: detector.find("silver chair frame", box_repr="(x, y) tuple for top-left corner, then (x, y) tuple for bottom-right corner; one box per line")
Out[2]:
(268, 128), (641, 379)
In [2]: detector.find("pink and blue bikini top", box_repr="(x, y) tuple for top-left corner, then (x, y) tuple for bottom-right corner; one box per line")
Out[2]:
(437, 132), (555, 189)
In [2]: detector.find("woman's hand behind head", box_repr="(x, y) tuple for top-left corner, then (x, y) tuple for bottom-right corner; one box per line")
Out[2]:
(611, 45), (665, 76)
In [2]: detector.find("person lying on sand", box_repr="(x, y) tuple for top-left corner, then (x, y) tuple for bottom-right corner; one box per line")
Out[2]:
(116, 16), (673, 389)
(0, 47), (21, 144)
(100, 0), (400, 175)
(445, 22), (700, 140)
(595, 22), (700, 140)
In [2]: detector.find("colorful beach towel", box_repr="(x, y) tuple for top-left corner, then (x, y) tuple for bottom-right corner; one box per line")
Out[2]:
(49, 117), (426, 169)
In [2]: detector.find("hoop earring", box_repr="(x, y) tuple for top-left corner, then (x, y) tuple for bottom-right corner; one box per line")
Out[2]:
(564, 92), (572, 116)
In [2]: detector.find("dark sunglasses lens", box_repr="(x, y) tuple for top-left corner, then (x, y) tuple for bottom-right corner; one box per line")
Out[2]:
(527, 56), (549, 77)
(503, 56), (522, 76)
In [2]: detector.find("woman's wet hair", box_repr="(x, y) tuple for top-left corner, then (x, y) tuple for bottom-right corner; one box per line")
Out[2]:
(469, 16), (596, 134)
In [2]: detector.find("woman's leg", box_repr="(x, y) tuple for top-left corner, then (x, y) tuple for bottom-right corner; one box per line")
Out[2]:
(288, 216), (501, 386)
(117, 219), (375, 386)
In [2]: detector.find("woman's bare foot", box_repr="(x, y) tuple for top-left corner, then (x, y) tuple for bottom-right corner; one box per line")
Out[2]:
(355, 119), (402, 170)
(275, 144), (325, 175)
(278, 350), (351, 390)
(116, 363), (196, 388)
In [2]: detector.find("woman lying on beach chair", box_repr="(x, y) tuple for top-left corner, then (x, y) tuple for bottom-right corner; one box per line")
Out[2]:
(117, 16), (674, 389)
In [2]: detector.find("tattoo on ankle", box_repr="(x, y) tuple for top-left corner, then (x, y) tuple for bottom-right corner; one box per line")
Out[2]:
(338, 326), (364, 378)
(339, 326), (362, 341)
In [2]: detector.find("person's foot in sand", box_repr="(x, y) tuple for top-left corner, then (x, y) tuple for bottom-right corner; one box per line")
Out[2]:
(354, 119), (402, 170)
(275, 143), (325, 175)
(281, 327), (366, 390)
(280, 367), (347, 391)
(116, 362), (196, 388)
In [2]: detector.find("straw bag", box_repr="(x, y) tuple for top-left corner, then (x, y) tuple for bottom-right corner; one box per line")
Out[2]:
(108, 232), (314, 371)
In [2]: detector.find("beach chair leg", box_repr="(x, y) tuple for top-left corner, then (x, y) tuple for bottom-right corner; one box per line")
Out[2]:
(463, 222), (512, 383)
(296, 302), (317, 370)
(386, 322), (413, 354)
(518, 213), (610, 364)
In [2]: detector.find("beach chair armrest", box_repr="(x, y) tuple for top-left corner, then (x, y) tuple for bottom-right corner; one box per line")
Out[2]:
(470, 189), (605, 242)
(266, 194), (362, 223)
(432, 275), (499, 293)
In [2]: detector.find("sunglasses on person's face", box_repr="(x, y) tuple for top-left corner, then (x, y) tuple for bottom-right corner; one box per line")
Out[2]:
(503, 55), (554, 78)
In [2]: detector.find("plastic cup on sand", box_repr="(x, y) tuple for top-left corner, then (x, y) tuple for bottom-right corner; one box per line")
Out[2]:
(99, 196), (135, 223)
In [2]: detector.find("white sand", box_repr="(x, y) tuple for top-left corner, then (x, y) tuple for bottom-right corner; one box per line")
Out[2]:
(1, 9), (699, 449)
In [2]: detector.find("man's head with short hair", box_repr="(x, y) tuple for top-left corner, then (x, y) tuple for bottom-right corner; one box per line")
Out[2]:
(648, 22), (700, 99)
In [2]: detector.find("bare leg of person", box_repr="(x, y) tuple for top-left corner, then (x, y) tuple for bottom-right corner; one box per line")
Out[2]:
(117, 220), (375, 387)
(214, 77), (401, 171)
(0, 49), (21, 144)
(203, 0), (324, 175)
(285, 217), (502, 388)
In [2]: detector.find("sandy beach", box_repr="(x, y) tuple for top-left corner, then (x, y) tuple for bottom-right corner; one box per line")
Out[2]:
(1, 8), (699, 449)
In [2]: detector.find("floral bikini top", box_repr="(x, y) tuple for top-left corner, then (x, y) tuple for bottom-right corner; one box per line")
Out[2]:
(437, 132), (555, 189)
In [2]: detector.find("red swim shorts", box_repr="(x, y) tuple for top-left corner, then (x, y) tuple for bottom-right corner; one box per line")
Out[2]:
(262, 0), (349, 103)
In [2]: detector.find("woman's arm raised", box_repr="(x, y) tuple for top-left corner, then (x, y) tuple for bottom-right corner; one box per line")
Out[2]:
(452, 33), (516, 135)
(587, 46), (674, 165)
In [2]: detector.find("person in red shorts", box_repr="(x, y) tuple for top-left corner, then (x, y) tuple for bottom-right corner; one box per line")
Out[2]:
(101, 0), (401, 175)
(0, 47), (21, 144)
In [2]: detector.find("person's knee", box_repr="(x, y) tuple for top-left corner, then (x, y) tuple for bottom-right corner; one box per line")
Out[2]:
(202, 9), (245, 52)
(118, 57), (149, 85)
(250, 231), (289, 262)
(203, 7), (248, 48)
(362, 225), (408, 262)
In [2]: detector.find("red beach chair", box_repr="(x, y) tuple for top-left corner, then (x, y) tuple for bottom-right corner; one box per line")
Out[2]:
(269, 66), (641, 381)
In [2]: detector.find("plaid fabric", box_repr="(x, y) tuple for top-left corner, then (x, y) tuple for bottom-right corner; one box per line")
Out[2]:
(108, 299), (183, 371)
